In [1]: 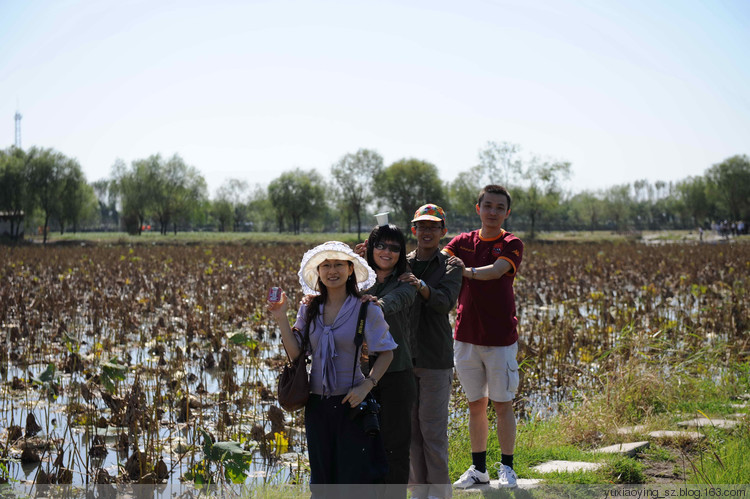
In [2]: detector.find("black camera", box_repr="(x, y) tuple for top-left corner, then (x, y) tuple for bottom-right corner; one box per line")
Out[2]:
(349, 396), (380, 436)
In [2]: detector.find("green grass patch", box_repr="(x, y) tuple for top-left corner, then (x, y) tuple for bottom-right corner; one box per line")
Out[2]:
(448, 333), (750, 485)
(605, 456), (646, 484)
(641, 445), (676, 463)
(685, 421), (750, 484)
(448, 415), (610, 484)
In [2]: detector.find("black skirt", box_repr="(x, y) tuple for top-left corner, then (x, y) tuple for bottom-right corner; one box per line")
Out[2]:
(305, 393), (388, 488)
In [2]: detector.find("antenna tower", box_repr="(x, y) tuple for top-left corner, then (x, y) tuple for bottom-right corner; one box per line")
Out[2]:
(14, 111), (22, 148)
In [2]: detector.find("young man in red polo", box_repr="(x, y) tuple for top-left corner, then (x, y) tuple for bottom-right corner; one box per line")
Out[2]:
(442, 185), (523, 489)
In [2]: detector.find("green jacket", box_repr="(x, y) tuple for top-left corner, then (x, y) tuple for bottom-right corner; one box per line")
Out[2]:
(366, 271), (417, 373)
(406, 249), (462, 369)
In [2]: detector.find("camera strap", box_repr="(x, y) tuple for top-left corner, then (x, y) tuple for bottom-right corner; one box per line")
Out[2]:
(350, 301), (369, 390)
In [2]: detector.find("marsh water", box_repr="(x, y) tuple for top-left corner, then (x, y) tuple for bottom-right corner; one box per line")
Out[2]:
(1, 241), (746, 487)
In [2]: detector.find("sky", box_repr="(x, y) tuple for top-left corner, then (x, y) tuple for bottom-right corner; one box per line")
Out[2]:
(1, 0), (748, 197)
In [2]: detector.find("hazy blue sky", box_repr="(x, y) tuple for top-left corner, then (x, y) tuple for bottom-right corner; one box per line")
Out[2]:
(2, 0), (748, 197)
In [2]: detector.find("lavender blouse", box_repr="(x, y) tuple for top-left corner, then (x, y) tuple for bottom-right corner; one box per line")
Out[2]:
(293, 295), (398, 397)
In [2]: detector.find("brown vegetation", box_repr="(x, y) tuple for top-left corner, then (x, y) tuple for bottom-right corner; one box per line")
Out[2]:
(0, 240), (747, 485)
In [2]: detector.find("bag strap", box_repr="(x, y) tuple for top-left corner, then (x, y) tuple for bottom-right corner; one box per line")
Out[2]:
(288, 320), (310, 364)
(350, 301), (369, 389)
(300, 322), (310, 360)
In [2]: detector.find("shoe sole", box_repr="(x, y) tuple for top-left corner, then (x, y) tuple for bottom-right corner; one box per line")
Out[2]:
(453, 481), (490, 489)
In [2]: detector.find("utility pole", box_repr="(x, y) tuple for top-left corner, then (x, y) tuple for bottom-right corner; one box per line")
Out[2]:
(14, 110), (22, 148)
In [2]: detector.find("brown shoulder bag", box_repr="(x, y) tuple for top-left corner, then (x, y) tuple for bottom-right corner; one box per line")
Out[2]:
(277, 325), (310, 412)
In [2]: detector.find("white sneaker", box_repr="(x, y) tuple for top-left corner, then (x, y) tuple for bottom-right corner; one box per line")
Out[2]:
(452, 465), (490, 488)
(496, 463), (518, 488)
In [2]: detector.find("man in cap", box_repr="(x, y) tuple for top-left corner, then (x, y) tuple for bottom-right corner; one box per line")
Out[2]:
(399, 204), (462, 499)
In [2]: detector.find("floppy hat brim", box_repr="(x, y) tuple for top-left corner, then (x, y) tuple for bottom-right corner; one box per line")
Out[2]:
(298, 241), (376, 295)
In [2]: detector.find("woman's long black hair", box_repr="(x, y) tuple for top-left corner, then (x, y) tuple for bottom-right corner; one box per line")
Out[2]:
(366, 223), (408, 275)
(304, 261), (361, 329)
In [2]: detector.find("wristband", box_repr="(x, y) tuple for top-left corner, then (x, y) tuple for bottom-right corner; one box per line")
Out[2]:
(419, 279), (426, 291)
(470, 267), (476, 279)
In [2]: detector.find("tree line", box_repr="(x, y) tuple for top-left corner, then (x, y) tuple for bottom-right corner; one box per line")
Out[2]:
(2, 143), (748, 242)
(0, 146), (95, 243)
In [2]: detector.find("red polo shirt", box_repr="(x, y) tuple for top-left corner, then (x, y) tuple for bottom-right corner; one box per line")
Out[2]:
(443, 229), (523, 346)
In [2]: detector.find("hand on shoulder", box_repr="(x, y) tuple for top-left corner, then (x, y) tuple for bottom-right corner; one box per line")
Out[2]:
(354, 241), (367, 258)
(447, 255), (465, 269)
(360, 294), (379, 304)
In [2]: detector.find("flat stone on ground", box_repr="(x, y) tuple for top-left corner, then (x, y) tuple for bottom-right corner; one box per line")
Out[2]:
(648, 430), (704, 441)
(676, 418), (738, 429)
(516, 479), (544, 488)
(456, 478), (544, 493)
(730, 403), (748, 409)
(594, 441), (650, 457)
(532, 460), (604, 473)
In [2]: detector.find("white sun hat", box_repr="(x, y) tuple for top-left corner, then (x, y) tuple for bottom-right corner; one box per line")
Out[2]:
(298, 241), (376, 295)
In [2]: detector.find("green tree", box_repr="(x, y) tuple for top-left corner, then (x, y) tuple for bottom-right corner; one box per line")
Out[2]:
(478, 141), (521, 187)
(267, 169), (326, 234)
(631, 179), (654, 230)
(26, 147), (71, 244)
(515, 157), (571, 239)
(675, 176), (712, 227)
(57, 157), (96, 234)
(0, 147), (28, 238)
(331, 149), (384, 239)
(164, 156), (207, 234)
(111, 158), (157, 235)
(246, 183), (273, 231)
(447, 165), (484, 231)
(112, 154), (207, 235)
(213, 178), (249, 232)
(330, 184), (351, 234)
(143, 155), (172, 233)
(603, 184), (633, 232)
(651, 182), (680, 229)
(91, 179), (119, 230)
(212, 198), (233, 232)
(373, 158), (446, 226)
(151, 154), (207, 235)
(571, 191), (605, 231)
(705, 155), (750, 221)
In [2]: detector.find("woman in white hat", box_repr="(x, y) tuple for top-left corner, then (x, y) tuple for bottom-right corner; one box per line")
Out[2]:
(267, 241), (396, 487)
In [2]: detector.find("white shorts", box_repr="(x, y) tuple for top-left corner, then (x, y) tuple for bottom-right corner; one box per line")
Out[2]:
(454, 340), (519, 403)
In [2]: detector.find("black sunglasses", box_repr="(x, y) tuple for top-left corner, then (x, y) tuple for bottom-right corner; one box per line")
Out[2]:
(374, 242), (401, 253)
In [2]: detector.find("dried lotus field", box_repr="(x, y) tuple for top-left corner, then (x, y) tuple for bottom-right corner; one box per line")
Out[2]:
(0, 240), (748, 488)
